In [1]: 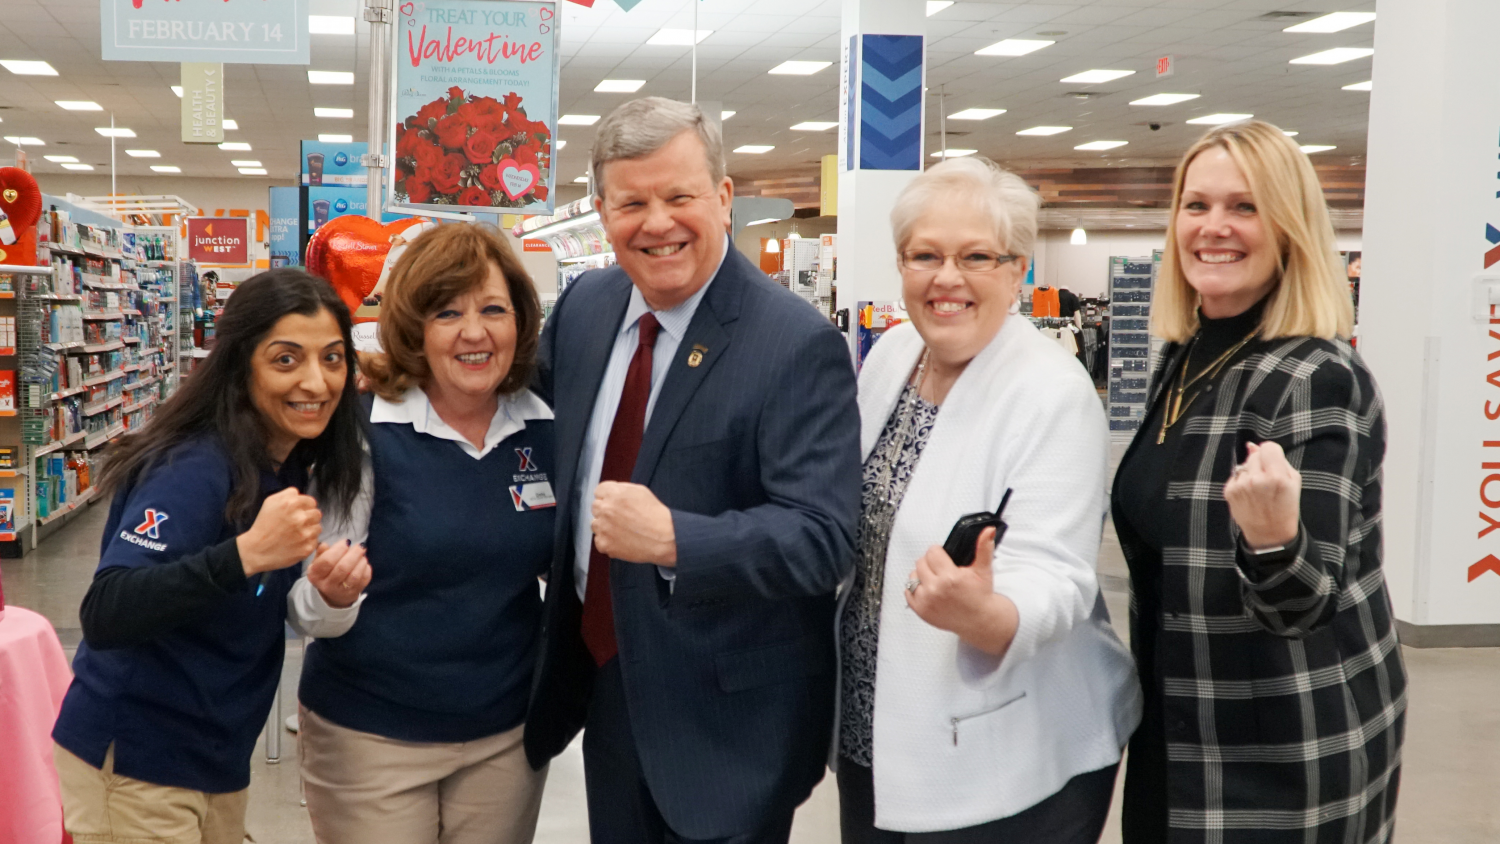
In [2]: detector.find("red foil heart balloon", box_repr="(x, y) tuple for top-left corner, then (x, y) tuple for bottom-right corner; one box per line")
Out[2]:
(305, 215), (426, 322)
(0, 167), (43, 266)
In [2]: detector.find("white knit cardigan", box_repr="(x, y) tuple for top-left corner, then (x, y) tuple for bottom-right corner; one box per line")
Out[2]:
(839, 316), (1142, 832)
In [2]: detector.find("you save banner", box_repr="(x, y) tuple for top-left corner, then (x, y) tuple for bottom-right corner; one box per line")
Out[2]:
(101, 0), (310, 64)
(390, 0), (560, 215)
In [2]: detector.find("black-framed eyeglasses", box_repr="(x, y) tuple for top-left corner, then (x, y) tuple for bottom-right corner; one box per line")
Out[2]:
(899, 249), (1022, 273)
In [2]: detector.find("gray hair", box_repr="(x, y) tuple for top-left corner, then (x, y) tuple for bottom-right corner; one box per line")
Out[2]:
(591, 97), (726, 197)
(890, 157), (1040, 259)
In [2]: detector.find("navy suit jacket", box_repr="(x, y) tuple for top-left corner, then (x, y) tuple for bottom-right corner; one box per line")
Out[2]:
(525, 245), (861, 838)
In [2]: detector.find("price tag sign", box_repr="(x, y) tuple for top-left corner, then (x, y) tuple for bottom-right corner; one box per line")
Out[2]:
(102, 0), (310, 65)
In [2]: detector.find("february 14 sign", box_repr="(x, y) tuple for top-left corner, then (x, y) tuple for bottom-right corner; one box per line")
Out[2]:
(102, 0), (310, 64)
(391, 0), (560, 215)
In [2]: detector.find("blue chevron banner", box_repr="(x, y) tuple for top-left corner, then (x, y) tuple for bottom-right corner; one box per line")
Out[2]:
(859, 34), (923, 171)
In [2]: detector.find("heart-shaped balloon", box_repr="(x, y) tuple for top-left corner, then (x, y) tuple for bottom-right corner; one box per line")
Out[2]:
(498, 159), (541, 201)
(0, 167), (42, 266)
(306, 215), (427, 322)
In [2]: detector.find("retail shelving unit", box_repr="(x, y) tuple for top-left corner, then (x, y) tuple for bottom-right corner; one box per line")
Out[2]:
(512, 198), (614, 301)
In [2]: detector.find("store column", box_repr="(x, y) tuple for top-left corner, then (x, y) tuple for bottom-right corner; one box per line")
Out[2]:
(1358, 0), (1500, 642)
(834, 0), (925, 332)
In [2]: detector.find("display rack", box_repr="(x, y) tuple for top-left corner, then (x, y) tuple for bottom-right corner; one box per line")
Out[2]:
(1105, 255), (1157, 441)
(513, 198), (612, 299)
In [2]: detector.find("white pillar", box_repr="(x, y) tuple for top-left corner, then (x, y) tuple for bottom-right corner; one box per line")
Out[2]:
(834, 0), (926, 320)
(1358, 0), (1500, 636)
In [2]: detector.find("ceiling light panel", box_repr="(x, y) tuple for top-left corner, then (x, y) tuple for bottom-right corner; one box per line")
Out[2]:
(926, 1), (953, 14)
(308, 70), (355, 84)
(1131, 93), (1200, 107)
(309, 15), (356, 34)
(317, 134), (352, 143)
(791, 121), (838, 131)
(1283, 12), (1377, 33)
(558, 114), (600, 126)
(976, 40), (1054, 57)
(721, 111), (735, 120)
(949, 108), (1006, 120)
(0, 60), (58, 76)
(647, 28), (711, 45)
(95, 127), (136, 138)
(239, 168), (268, 175)
(1300, 145), (1336, 153)
(315, 107), (355, 118)
(125, 150), (160, 158)
(3, 136), (44, 146)
(769, 61), (832, 75)
(1186, 113), (1253, 125)
(1061, 69), (1135, 84)
(1343, 80), (1372, 91)
(56, 101), (103, 111)
(1282, 130), (1300, 137)
(231, 160), (262, 167)
(61, 163), (94, 171)
(219, 141), (252, 150)
(931, 149), (977, 158)
(557, 140), (567, 149)
(1017, 126), (1072, 136)
(1075, 141), (1128, 151)
(594, 79), (645, 93)
(574, 176), (590, 183)
(43, 155), (78, 163)
(151, 165), (181, 173)
(1290, 48), (1374, 66)
(171, 86), (184, 97)
(734, 145), (775, 154)
(222, 119), (238, 130)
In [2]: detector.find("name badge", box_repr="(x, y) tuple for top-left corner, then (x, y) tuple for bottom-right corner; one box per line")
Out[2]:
(510, 481), (556, 511)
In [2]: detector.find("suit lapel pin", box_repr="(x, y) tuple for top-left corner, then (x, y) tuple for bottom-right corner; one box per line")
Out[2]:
(687, 344), (707, 368)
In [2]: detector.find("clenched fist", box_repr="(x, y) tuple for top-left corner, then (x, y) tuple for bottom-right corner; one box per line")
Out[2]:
(236, 487), (322, 577)
(1224, 441), (1301, 550)
(591, 481), (677, 566)
(307, 540), (371, 609)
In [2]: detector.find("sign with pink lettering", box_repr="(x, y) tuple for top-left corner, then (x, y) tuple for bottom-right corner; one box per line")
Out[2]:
(101, 0), (310, 64)
(390, 0), (560, 215)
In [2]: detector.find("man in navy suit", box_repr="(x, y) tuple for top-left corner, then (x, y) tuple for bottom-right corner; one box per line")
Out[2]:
(525, 97), (860, 843)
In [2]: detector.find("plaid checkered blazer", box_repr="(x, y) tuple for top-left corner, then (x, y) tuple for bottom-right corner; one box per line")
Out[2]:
(1115, 334), (1407, 843)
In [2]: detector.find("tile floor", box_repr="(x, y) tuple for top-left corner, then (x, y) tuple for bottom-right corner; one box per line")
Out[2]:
(5, 497), (1499, 843)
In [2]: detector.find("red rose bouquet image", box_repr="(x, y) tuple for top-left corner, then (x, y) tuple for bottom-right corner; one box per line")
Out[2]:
(395, 86), (552, 208)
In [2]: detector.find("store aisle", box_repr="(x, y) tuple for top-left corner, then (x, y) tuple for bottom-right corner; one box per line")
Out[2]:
(4, 500), (1498, 842)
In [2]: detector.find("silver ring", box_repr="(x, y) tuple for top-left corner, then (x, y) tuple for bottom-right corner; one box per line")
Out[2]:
(1231, 464), (1247, 478)
(905, 577), (920, 594)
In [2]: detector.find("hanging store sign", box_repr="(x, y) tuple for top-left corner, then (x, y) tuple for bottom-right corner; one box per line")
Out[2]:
(390, 0), (561, 215)
(101, 0), (310, 65)
(268, 187), (299, 267)
(181, 63), (224, 144)
(186, 217), (250, 264)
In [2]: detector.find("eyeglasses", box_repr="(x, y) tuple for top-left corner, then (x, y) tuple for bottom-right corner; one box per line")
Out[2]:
(899, 249), (1022, 273)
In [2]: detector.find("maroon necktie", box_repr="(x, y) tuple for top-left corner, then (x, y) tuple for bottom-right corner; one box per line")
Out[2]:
(581, 313), (660, 667)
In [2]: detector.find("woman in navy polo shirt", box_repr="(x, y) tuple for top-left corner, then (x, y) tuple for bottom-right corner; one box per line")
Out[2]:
(297, 223), (554, 844)
(51, 269), (371, 844)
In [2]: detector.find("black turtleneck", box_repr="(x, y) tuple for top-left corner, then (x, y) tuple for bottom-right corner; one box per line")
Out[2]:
(1110, 296), (1267, 844)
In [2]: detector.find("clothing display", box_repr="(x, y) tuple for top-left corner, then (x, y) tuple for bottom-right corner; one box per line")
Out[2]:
(1057, 287), (1081, 318)
(1031, 285), (1061, 318)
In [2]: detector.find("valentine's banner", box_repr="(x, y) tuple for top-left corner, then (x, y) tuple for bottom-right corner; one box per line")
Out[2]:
(390, 0), (560, 215)
(101, 0), (310, 64)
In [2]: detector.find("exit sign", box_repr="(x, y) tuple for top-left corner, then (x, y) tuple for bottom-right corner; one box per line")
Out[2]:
(1156, 55), (1175, 78)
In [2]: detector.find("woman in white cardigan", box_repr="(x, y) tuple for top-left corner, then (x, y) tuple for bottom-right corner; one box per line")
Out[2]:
(836, 157), (1141, 842)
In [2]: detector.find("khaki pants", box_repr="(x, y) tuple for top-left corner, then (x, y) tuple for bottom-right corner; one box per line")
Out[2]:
(299, 707), (546, 844)
(53, 743), (249, 844)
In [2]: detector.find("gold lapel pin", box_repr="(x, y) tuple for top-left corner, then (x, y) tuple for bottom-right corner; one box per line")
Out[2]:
(687, 344), (707, 368)
(2, 189), (16, 203)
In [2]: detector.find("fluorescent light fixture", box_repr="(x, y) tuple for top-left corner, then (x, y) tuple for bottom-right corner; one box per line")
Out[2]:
(1282, 130), (1300, 137)
(1016, 126), (1072, 136)
(318, 134), (352, 143)
(2, 136), (43, 146)
(44, 155), (78, 163)
(95, 127), (136, 138)
(930, 149), (977, 158)
(1284, 12), (1376, 33)
(573, 176), (590, 183)
(231, 160), (262, 167)
(315, 107), (355, 118)
(1061, 69), (1135, 84)
(125, 149), (160, 158)
(1343, 80), (1372, 92)
(791, 121), (838, 131)
(61, 163), (94, 171)
(769, 61), (832, 75)
(721, 111), (736, 120)
(648, 28), (711, 45)
(308, 70), (355, 84)
(1071, 228), (1087, 246)
(56, 100), (103, 111)
(926, 1), (953, 14)
(559, 114), (600, 126)
(976, 39), (1054, 57)
(222, 119), (238, 130)
(218, 141), (252, 151)
(150, 165), (181, 173)
(1186, 113), (1253, 125)
(743, 217), (778, 226)
(1290, 48), (1374, 66)
(309, 15), (356, 34)
(734, 145), (775, 154)
(238, 168), (268, 175)
(171, 86), (183, 97)
(1130, 93), (1200, 106)
(594, 79), (645, 93)
(950, 108), (1006, 120)
(1300, 145), (1336, 154)
(0, 60), (58, 76)
(557, 140), (567, 150)
(1075, 140), (1128, 151)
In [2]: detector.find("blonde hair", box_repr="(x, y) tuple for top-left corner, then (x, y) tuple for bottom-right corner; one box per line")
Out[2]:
(1153, 120), (1353, 342)
(890, 156), (1040, 258)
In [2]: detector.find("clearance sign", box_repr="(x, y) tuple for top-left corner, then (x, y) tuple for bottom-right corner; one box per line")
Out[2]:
(187, 217), (250, 265)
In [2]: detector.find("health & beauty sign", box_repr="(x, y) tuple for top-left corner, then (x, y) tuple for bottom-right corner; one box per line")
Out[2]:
(101, 0), (310, 64)
(391, 0), (560, 215)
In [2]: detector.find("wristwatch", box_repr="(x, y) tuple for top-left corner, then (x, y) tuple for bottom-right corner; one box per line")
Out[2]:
(1240, 532), (1299, 565)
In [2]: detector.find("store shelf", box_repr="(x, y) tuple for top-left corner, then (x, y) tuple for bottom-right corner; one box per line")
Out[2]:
(49, 385), (89, 401)
(68, 341), (126, 354)
(0, 469), (26, 477)
(121, 309), (142, 316)
(82, 312), (124, 321)
(83, 397), (123, 417)
(0, 347), (13, 356)
(33, 293), (85, 302)
(0, 410), (15, 417)
(45, 342), (85, 352)
(34, 430), (87, 457)
(82, 371), (125, 388)
(122, 336), (141, 344)
(125, 375), (158, 390)
(84, 424), (127, 450)
(121, 398), (154, 415)
(37, 487), (97, 526)
(0, 263), (54, 275)
(0, 292), (14, 299)
(42, 244), (86, 257)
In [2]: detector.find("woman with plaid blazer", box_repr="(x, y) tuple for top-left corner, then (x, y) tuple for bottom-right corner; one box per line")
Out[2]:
(1112, 121), (1406, 844)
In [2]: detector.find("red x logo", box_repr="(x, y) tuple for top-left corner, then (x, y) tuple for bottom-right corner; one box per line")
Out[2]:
(134, 509), (169, 540)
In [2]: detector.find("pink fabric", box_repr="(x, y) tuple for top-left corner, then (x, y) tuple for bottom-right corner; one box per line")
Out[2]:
(0, 606), (74, 844)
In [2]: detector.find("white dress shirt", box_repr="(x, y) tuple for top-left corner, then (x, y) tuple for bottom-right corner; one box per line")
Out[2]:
(572, 238), (728, 601)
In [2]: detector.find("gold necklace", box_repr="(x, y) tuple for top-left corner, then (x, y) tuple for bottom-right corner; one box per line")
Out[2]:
(1156, 331), (1257, 445)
